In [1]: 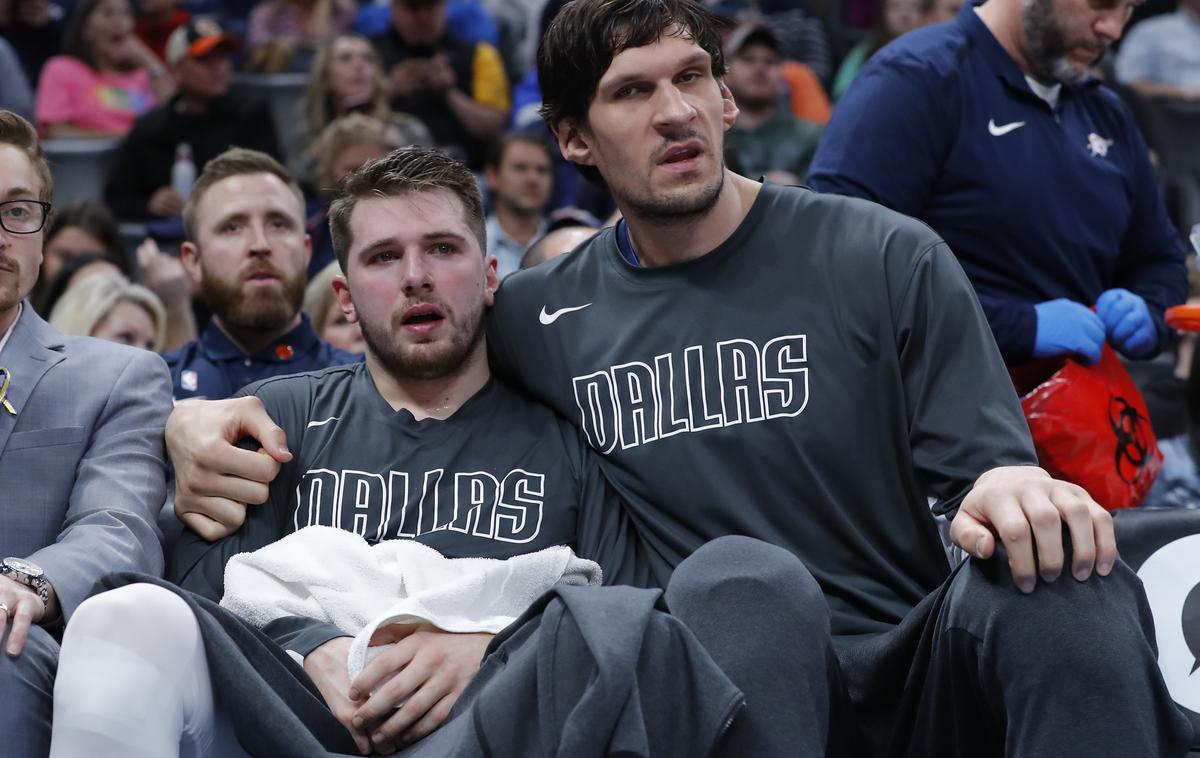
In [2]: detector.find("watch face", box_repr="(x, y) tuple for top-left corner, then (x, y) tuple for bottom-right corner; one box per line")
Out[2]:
(3, 557), (43, 578)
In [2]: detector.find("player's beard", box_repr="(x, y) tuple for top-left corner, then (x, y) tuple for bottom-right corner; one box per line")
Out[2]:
(626, 133), (725, 224)
(0, 253), (22, 314)
(200, 262), (306, 334)
(361, 298), (486, 381)
(1021, 0), (1105, 84)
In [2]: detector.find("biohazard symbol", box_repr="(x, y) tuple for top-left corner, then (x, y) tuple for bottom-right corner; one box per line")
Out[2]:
(1109, 395), (1150, 484)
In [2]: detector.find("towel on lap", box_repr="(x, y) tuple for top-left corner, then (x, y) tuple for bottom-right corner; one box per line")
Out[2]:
(220, 526), (601, 678)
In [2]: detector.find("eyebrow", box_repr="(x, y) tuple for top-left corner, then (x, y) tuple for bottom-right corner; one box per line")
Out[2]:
(3, 187), (39, 201)
(358, 230), (469, 254)
(600, 51), (712, 95)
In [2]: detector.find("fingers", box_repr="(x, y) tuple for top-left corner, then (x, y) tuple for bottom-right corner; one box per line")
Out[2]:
(349, 641), (418, 704)
(398, 694), (456, 746)
(1075, 311), (1105, 364)
(948, 509), (994, 560)
(178, 507), (243, 542)
(1050, 481), (1098, 580)
(5, 595), (35, 656)
(987, 494), (1038, 594)
(371, 684), (454, 751)
(1092, 505), (1117, 577)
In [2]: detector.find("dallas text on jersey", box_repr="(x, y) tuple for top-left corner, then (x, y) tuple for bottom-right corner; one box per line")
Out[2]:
(572, 334), (809, 453)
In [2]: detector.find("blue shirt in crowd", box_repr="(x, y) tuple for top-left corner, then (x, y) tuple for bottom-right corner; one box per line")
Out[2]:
(163, 316), (360, 402)
(808, 1), (1186, 364)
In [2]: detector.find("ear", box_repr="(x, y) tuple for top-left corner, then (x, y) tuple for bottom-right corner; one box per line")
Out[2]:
(483, 254), (499, 307)
(179, 240), (203, 284)
(302, 231), (312, 267)
(483, 165), (498, 192)
(332, 274), (359, 324)
(552, 119), (597, 169)
(718, 78), (739, 131)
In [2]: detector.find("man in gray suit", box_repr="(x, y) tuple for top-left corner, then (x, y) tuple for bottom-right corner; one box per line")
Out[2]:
(0, 110), (173, 757)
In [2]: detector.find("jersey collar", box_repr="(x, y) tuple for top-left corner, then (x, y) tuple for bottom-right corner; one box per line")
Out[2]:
(957, 0), (1101, 104)
(198, 314), (322, 363)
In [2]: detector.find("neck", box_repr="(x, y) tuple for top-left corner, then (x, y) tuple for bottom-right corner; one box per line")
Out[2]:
(366, 342), (490, 420)
(496, 203), (542, 246)
(621, 170), (762, 267)
(214, 313), (301, 356)
(733, 99), (776, 130)
(0, 303), (19, 343)
(976, 0), (1037, 74)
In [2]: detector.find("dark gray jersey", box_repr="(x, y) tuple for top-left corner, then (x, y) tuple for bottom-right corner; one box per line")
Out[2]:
(169, 363), (646, 653)
(488, 183), (1037, 636)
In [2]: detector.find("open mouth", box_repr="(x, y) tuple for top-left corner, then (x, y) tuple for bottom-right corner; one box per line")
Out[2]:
(659, 142), (702, 163)
(243, 268), (281, 286)
(401, 303), (446, 331)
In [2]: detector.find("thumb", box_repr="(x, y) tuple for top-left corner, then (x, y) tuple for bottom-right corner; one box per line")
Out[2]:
(230, 398), (293, 462)
(951, 510), (994, 559)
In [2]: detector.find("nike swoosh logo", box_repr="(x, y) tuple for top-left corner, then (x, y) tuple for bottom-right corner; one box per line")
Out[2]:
(539, 303), (592, 325)
(306, 416), (340, 429)
(988, 119), (1026, 136)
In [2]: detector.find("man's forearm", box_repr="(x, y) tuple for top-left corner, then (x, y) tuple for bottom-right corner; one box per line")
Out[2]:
(445, 89), (507, 141)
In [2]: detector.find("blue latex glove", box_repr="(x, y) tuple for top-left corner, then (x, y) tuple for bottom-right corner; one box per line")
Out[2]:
(1096, 288), (1157, 359)
(1033, 299), (1105, 364)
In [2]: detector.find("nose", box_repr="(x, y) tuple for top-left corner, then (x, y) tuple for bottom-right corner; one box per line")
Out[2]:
(1093, 6), (1127, 41)
(247, 220), (271, 256)
(399, 251), (433, 293)
(651, 82), (697, 132)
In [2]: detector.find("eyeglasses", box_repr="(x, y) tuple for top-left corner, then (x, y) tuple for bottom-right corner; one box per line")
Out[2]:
(0, 199), (52, 235)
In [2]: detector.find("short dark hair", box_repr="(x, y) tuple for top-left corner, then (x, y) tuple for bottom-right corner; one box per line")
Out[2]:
(0, 110), (52, 203)
(328, 147), (486, 274)
(182, 148), (304, 242)
(484, 132), (553, 172)
(537, 0), (726, 183)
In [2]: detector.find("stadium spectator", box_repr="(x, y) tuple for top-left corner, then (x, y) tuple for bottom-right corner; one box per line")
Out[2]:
(520, 220), (598, 270)
(105, 19), (279, 222)
(0, 0), (67, 87)
(810, 0), (1186, 367)
(723, 23), (823, 184)
(371, 0), (509, 168)
(1115, 0), (1200, 100)
(306, 113), (405, 276)
(164, 148), (359, 402)
(134, 0), (189, 62)
(301, 259), (363, 353)
(0, 37), (34, 119)
(161, 0), (1194, 754)
(36, 0), (173, 137)
(48, 270), (167, 351)
(37, 199), (125, 293)
(483, 132), (553, 278)
(831, 0), (927, 99)
(0, 109), (172, 758)
(297, 33), (431, 180)
(712, 0), (834, 82)
(245, 0), (354, 72)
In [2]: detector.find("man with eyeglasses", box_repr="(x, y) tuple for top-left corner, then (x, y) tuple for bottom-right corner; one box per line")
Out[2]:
(0, 109), (173, 757)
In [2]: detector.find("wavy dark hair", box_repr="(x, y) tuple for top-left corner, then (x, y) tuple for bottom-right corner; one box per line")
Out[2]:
(537, 0), (726, 184)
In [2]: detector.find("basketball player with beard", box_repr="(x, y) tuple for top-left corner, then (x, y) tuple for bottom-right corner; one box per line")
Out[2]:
(163, 149), (360, 402)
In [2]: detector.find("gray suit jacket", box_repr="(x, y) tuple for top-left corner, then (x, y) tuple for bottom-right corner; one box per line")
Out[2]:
(0, 302), (172, 622)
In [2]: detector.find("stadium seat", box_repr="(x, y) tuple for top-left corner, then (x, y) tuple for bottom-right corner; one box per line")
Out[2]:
(41, 137), (122, 208)
(228, 72), (309, 169)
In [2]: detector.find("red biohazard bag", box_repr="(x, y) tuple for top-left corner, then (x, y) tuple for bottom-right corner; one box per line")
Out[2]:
(1010, 345), (1162, 511)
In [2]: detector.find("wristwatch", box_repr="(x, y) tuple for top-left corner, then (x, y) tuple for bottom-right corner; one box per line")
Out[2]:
(0, 557), (50, 610)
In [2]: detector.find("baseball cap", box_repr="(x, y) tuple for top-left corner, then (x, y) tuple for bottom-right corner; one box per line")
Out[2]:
(165, 18), (240, 66)
(725, 23), (781, 57)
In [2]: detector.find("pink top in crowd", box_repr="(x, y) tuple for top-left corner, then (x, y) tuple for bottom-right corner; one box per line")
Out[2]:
(36, 55), (157, 135)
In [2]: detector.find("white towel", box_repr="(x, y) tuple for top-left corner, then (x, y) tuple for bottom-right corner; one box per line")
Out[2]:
(220, 526), (601, 678)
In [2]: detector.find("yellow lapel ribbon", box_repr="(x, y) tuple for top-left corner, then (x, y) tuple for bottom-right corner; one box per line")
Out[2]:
(0, 367), (15, 415)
